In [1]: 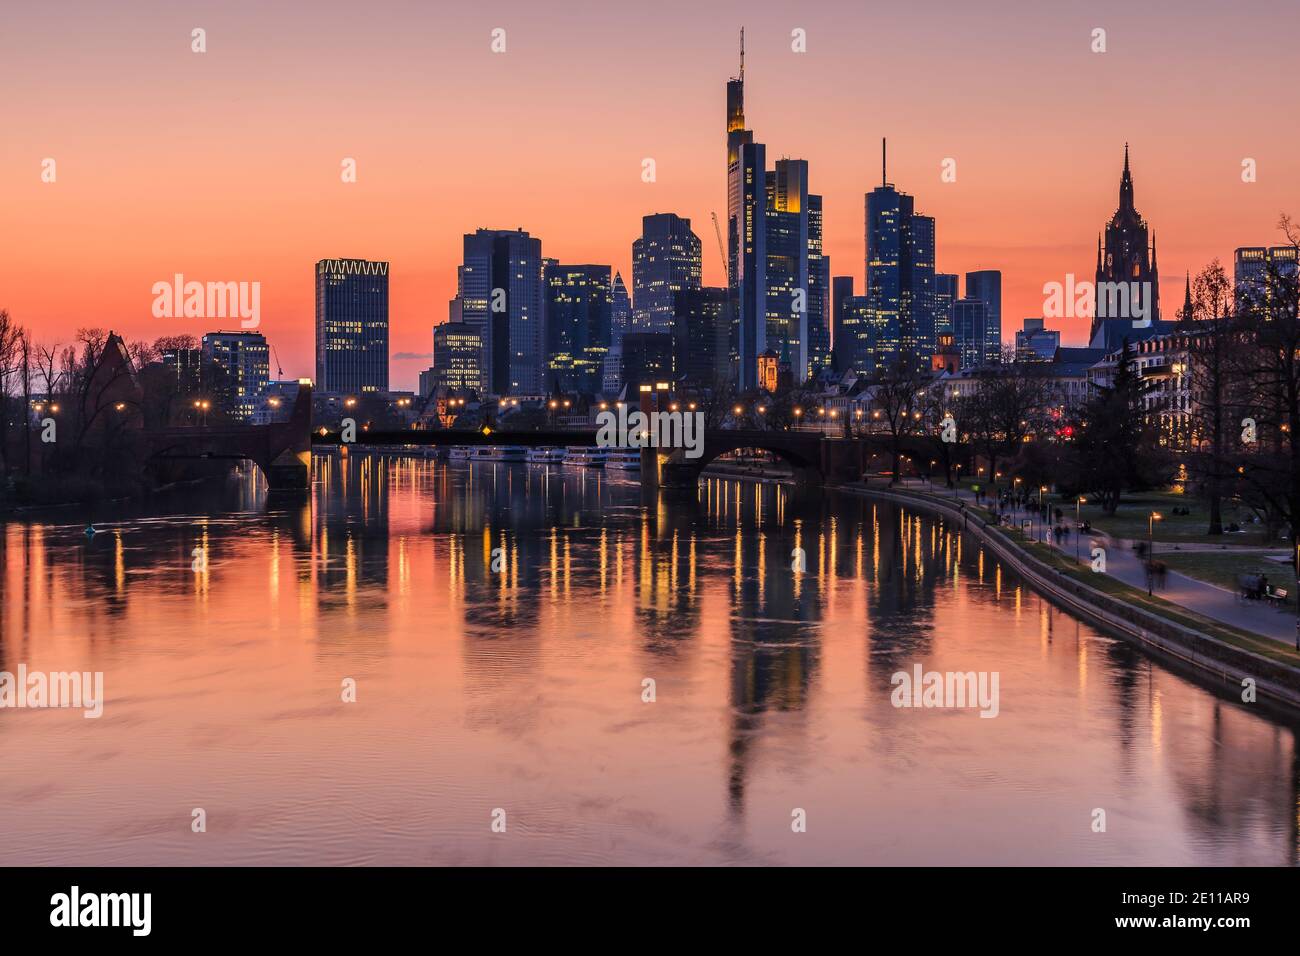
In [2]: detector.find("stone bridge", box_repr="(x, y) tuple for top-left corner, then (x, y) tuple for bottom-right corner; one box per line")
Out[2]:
(318, 425), (951, 490)
(146, 383), (313, 490)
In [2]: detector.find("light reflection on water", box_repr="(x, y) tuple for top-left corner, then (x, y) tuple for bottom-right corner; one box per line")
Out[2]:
(0, 451), (1296, 866)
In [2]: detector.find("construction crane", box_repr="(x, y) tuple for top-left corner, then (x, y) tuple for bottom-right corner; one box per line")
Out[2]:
(271, 343), (284, 379)
(711, 212), (730, 285)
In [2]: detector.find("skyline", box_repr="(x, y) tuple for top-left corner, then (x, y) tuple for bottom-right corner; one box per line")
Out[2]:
(4, 0), (1299, 390)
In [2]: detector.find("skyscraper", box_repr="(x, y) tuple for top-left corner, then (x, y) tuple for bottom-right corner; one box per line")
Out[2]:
(672, 287), (731, 391)
(934, 273), (958, 338)
(432, 322), (483, 393)
(201, 330), (270, 420)
(864, 145), (936, 369)
(1234, 246), (1299, 306)
(1015, 318), (1059, 362)
(620, 333), (674, 391)
(965, 270), (1002, 364)
(725, 33), (823, 388)
(831, 276), (855, 373)
(602, 271), (632, 395)
(631, 213), (702, 334)
(315, 258), (389, 394)
(543, 261), (611, 395)
(840, 295), (880, 376)
(451, 229), (545, 396)
(1094, 144), (1160, 337)
(610, 271), (631, 344)
(806, 195), (832, 375)
(952, 298), (988, 370)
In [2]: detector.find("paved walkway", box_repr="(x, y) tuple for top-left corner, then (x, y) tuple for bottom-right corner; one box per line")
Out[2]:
(880, 479), (1299, 647)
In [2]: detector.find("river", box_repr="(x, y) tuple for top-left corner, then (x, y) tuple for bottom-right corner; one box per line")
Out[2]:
(0, 451), (1295, 865)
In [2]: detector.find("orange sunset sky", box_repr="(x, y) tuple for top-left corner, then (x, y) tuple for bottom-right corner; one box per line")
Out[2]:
(3, 0), (1297, 390)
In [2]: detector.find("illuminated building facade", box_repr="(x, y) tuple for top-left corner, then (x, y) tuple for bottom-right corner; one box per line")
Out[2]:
(934, 273), (958, 339)
(315, 257), (389, 394)
(1234, 245), (1299, 307)
(864, 161), (936, 368)
(726, 34), (823, 388)
(632, 214), (701, 334)
(966, 270), (1002, 364)
(452, 229), (545, 396)
(544, 261), (611, 395)
(432, 321), (483, 394)
(952, 298), (988, 370)
(201, 330), (270, 420)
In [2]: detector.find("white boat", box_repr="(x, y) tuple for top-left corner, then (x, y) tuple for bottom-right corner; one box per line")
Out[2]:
(526, 447), (567, 464)
(606, 449), (641, 471)
(483, 446), (527, 463)
(449, 446), (473, 461)
(565, 446), (607, 467)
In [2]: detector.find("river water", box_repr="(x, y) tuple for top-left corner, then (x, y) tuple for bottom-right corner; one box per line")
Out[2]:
(1, 451), (1296, 865)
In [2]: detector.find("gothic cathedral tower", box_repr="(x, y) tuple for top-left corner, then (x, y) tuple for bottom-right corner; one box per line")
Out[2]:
(1093, 144), (1160, 339)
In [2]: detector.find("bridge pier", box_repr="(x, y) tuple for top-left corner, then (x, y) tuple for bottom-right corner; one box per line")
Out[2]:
(265, 449), (311, 491)
(659, 460), (701, 491)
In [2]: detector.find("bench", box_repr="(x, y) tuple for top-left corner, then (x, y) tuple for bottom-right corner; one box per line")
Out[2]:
(1266, 586), (1289, 606)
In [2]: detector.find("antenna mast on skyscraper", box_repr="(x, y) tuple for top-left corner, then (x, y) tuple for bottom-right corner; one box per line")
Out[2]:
(739, 27), (745, 81)
(882, 138), (887, 187)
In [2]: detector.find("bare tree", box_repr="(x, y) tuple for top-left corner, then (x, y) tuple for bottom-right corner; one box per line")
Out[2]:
(1229, 213), (1300, 545)
(1181, 261), (1235, 534)
(868, 355), (929, 484)
(0, 310), (26, 473)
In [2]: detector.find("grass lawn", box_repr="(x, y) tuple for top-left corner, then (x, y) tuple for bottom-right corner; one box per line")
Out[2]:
(1010, 530), (1300, 666)
(1160, 550), (1295, 593)
(1056, 490), (1273, 546)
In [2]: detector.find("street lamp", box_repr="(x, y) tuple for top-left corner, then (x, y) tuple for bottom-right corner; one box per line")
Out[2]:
(1147, 512), (1162, 595)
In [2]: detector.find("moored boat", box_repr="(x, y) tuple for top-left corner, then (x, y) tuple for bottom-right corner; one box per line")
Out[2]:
(564, 446), (607, 467)
(526, 447), (567, 464)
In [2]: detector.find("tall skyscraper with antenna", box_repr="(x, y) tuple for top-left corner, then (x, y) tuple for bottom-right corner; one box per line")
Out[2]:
(863, 140), (936, 368)
(725, 30), (825, 389)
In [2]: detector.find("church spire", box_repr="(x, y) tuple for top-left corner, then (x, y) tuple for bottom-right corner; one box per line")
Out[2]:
(1119, 142), (1134, 211)
(1150, 230), (1157, 268)
(1182, 271), (1194, 322)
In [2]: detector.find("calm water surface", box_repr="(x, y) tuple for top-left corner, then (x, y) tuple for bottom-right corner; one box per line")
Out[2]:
(1, 451), (1297, 865)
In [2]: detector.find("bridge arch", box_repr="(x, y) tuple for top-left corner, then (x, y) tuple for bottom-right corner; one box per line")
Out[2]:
(144, 384), (313, 490)
(659, 430), (826, 489)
